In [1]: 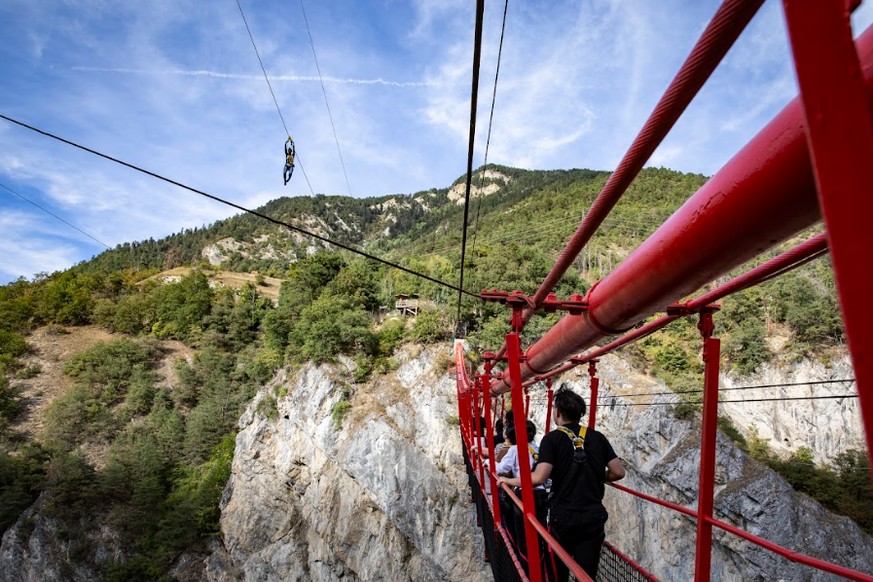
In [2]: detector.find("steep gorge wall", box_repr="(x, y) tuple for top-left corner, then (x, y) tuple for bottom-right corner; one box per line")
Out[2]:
(206, 346), (489, 581)
(212, 346), (872, 581)
(552, 355), (873, 581)
(1, 344), (869, 581)
(720, 355), (862, 463)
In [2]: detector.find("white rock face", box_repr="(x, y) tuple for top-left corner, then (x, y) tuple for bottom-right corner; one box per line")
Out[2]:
(447, 170), (510, 204)
(720, 356), (863, 464)
(208, 346), (490, 581)
(202, 237), (248, 266)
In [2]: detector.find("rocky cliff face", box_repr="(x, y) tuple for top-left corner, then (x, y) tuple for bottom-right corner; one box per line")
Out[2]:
(548, 354), (873, 581)
(205, 345), (489, 581)
(0, 498), (121, 582)
(1, 345), (869, 581)
(720, 355), (862, 463)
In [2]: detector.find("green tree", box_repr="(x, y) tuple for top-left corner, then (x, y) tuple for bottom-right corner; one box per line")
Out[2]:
(834, 449), (873, 532)
(0, 375), (21, 428)
(293, 253), (346, 298)
(721, 288), (770, 375)
(42, 451), (99, 520)
(63, 339), (157, 406)
(166, 433), (235, 538)
(0, 443), (48, 535)
(769, 271), (843, 348)
(409, 307), (451, 344)
(324, 259), (381, 311)
(0, 330), (28, 359)
(288, 295), (375, 363)
(151, 271), (213, 341)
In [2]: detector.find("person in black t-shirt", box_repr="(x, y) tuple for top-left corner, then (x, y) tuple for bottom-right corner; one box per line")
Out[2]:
(498, 386), (625, 581)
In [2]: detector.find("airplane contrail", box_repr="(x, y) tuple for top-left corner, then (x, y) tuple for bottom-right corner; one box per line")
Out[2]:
(73, 66), (433, 87)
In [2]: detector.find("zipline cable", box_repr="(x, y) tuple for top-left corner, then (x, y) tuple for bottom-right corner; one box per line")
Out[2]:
(236, 0), (290, 136)
(0, 182), (111, 249)
(615, 378), (857, 399)
(0, 113), (481, 299)
(470, 0), (510, 261)
(299, 0), (354, 199)
(455, 0), (486, 335)
(236, 0), (315, 194)
(608, 394), (859, 405)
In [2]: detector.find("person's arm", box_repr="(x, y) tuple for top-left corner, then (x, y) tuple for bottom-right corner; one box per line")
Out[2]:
(606, 457), (625, 482)
(496, 461), (553, 488)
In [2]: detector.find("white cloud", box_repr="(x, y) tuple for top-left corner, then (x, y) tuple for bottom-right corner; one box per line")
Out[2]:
(72, 66), (434, 87)
(4, 0), (873, 284)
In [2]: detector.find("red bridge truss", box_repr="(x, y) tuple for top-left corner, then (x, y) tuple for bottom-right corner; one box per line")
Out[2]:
(455, 1), (873, 580)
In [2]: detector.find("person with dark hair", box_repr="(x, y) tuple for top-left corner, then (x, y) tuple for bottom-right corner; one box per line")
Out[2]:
(498, 386), (625, 581)
(496, 419), (548, 567)
(493, 410), (515, 462)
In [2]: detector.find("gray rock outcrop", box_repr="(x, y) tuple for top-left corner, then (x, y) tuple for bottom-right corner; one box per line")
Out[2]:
(207, 346), (489, 581)
(544, 355), (873, 581)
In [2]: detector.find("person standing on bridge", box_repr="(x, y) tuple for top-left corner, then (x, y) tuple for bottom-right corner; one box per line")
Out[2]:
(498, 385), (625, 581)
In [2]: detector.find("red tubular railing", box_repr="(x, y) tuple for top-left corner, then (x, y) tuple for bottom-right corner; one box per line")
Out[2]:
(524, 232), (828, 385)
(490, 19), (873, 394)
(499, 484), (593, 582)
(611, 479), (873, 581)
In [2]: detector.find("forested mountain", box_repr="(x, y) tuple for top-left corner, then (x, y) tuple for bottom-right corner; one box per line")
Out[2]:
(0, 165), (865, 580)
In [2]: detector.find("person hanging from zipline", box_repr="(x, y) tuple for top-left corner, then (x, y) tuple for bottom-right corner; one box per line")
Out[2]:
(283, 136), (296, 185)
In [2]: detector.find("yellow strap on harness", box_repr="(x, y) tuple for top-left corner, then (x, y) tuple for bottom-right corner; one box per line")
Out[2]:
(556, 425), (587, 449)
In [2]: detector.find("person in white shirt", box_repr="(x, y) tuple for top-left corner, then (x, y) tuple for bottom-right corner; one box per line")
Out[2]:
(496, 419), (549, 570)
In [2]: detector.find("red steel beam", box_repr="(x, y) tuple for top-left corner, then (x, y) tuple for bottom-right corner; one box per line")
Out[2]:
(782, 0), (873, 481)
(610, 480), (873, 581)
(490, 25), (873, 395)
(694, 313), (720, 582)
(523, 233), (828, 386)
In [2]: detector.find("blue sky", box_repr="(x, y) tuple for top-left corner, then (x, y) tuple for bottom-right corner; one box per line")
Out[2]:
(1, 0), (872, 284)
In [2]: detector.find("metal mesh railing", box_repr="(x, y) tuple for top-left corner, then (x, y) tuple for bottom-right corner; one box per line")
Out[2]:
(597, 543), (658, 582)
(466, 447), (526, 582)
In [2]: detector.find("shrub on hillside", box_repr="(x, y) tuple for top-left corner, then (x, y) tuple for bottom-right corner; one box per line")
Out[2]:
(409, 308), (451, 344)
(288, 296), (375, 363)
(0, 330), (28, 359)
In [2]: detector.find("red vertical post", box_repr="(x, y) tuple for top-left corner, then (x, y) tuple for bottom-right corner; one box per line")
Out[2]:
(782, 0), (873, 481)
(545, 378), (554, 433)
(455, 378), (467, 449)
(472, 380), (486, 490)
(481, 362), (501, 524)
(587, 360), (600, 429)
(507, 306), (543, 581)
(694, 309), (720, 582)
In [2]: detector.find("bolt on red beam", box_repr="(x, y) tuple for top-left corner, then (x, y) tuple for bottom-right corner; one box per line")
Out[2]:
(490, 24), (873, 395)
(493, 0), (765, 361)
